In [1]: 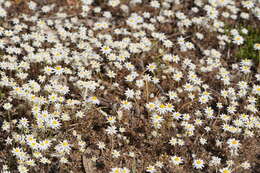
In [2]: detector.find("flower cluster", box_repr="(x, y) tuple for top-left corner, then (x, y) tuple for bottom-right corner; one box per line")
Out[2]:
(0, 0), (259, 172)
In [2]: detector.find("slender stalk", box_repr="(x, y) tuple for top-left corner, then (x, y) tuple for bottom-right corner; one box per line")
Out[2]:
(145, 80), (149, 102)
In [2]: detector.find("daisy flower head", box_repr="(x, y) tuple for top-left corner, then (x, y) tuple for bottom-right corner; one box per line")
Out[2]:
(150, 0), (160, 8)
(241, 28), (248, 34)
(101, 45), (112, 55)
(165, 103), (174, 112)
(241, 59), (253, 66)
(185, 42), (195, 50)
(125, 88), (135, 99)
(19, 117), (29, 128)
(157, 104), (167, 114)
(193, 159), (205, 169)
(170, 155), (183, 165)
(146, 165), (156, 173)
(97, 141), (106, 150)
(55, 140), (71, 154)
(124, 62), (135, 71)
(17, 165), (29, 173)
(231, 30), (239, 36)
(220, 167), (232, 173)
(13, 149), (28, 161)
(33, 151), (42, 159)
(241, 161), (251, 169)
(162, 54), (173, 62)
(169, 137), (178, 146)
(238, 81), (248, 90)
(107, 70), (116, 78)
(112, 149), (120, 158)
(60, 157), (69, 164)
(168, 91), (178, 100)
(241, 12), (250, 20)
(110, 168), (121, 173)
(38, 139), (52, 151)
(48, 93), (58, 103)
(121, 168), (130, 173)
(41, 5), (52, 13)
(54, 65), (64, 75)
(146, 63), (157, 72)
(12, 147), (22, 157)
(107, 116), (116, 124)
(40, 157), (51, 164)
(216, 0), (231, 7)
(44, 66), (53, 75)
(0, 7), (7, 18)
(200, 137), (207, 145)
(82, 0), (93, 5)
(173, 71), (183, 82)
(105, 125), (118, 135)
(108, 0), (120, 7)
(126, 14), (143, 27)
(242, 0), (255, 9)
(146, 102), (156, 111)
(172, 112), (182, 120)
(254, 43), (260, 50)
(110, 167), (130, 173)
(209, 156), (221, 166)
(227, 138), (240, 149)
(163, 39), (173, 48)
(103, 11), (112, 18)
(151, 114), (164, 124)
(28, 1), (37, 10)
(3, 103), (12, 110)
(121, 100), (132, 110)
(233, 35), (244, 45)
(240, 65), (251, 74)
(48, 118), (61, 129)
(207, 7), (219, 19)
(155, 161), (163, 168)
(87, 96), (100, 105)
(196, 33), (204, 40)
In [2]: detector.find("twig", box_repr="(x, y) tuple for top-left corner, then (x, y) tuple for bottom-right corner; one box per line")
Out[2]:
(177, 99), (198, 112)
(227, 48), (231, 59)
(155, 83), (166, 95)
(145, 80), (149, 102)
(191, 38), (204, 54)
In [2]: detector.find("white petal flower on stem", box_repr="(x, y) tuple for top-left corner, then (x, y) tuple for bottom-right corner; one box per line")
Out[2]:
(193, 159), (205, 169)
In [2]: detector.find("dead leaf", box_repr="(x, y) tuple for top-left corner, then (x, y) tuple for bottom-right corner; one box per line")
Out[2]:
(67, 0), (79, 7)
(172, 4), (183, 11)
(13, 0), (21, 4)
(82, 155), (96, 173)
(12, 0), (27, 5)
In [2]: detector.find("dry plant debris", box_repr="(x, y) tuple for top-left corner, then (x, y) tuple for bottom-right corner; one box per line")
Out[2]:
(0, 0), (260, 173)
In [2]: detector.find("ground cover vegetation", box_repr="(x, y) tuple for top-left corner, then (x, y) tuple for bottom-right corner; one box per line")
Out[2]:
(0, 0), (260, 172)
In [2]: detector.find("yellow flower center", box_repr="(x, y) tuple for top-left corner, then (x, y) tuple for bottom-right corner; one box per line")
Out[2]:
(174, 157), (180, 161)
(55, 66), (62, 70)
(159, 104), (166, 108)
(231, 140), (238, 145)
(223, 170), (230, 173)
(196, 160), (202, 164)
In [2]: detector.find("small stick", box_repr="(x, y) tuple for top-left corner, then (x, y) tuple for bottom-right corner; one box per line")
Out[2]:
(145, 80), (149, 102)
